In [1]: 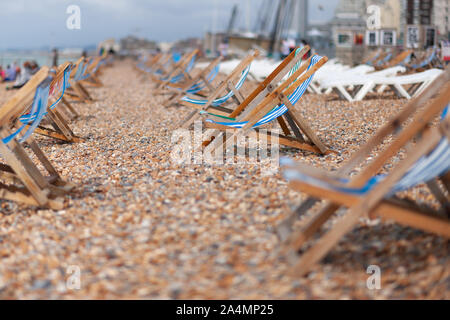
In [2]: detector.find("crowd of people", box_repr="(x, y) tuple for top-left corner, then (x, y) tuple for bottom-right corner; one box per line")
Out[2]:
(0, 60), (40, 90)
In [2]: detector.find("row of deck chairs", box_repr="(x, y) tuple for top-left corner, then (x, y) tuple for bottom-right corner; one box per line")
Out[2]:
(310, 47), (444, 102)
(0, 53), (109, 209)
(141, 47), (450, 276)
(140, 46), (332, 155)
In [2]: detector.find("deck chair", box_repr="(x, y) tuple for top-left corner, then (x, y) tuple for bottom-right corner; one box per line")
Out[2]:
(151, 50), (199, 86)
(277, 69), (450, 277)
(136, 53), (165, 74)
(154, 50), (207, 94)
(376, 50), (413, 70)
(363, 49), (382, 65)
(406, 47), (442, 71)
(21, 63), (84, 143)
(79, 54), (106, 88)
(202, 54), (331, 155)
(177, 47), (311, 129)
(322, 68), (443, 102)
(64, 57), (94, 103)
(157, 57), (222, 105)
(178, 50), (260, 129)
(0, 67), (75, 209)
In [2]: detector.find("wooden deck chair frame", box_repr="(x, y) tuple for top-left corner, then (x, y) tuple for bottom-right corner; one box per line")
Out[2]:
(66, 57), (94, 103)
(377, 50), (413, 70)
(150, 53), (173, 77)
(135, 53), (163, 74)
(157, 56), (223, 106)
(277, 69), (450, 277)
(179, 50), (261, 129)
(179, 46), (310, 125)
(64, 57), (95, 103)
(31, 63), (84, 143)
(152, 49), (199, 89)
(79, 55), (104, 88)
(202, 54), (330, 155)
(0, 67), (74, 209)
(363, 49), (382, 65)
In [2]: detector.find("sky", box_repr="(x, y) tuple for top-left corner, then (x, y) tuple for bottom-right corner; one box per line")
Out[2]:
(0, 0), (339, 50)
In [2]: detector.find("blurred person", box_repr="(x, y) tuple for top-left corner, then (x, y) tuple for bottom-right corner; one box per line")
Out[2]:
(52, 48), (59, 67)
(218, 39), (229, 58)
(281, 39), (290, 60)
(82, 50), (87, 58)
(3, 64), (17, 82)
(300, 39), (311, 60)
(29, 61), (40, 75)
(288, 37), (296, 53)
(0, 66), (5, 82)
(6, 61), (33, 90)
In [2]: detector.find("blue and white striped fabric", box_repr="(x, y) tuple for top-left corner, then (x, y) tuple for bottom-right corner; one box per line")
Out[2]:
(160, 54), (197, 83)
(2, 76), (53, 144)
(18, 67), (72, 125)
(377, 53), (393, 66)
(366, 51), (381, 66)
(181, 65), (251, 107)
(282, 106), (450, 197)
(412, 48), (437, 69)
(186, 65), (220, 94)
(204, 55), (323, 129)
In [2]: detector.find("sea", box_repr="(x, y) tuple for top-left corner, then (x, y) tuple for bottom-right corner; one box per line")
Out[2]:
(0, 50), (85, 68)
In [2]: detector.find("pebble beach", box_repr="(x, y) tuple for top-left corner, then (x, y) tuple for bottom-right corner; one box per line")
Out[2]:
(0, 60), (448, 299)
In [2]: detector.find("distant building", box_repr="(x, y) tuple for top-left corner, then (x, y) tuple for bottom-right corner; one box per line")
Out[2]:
(119, 36), (158, 53)
(433, 0), (450, 39)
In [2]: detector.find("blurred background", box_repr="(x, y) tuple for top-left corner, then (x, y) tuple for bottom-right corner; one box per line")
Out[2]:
(0, 0), (449, 67)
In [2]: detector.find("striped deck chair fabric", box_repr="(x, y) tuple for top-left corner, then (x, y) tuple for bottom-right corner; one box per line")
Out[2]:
(181, 65), (251, 107)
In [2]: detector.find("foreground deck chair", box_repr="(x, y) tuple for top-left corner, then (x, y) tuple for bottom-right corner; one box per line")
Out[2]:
(157, 57), (222, 106)
(322, 68), (443, 102)
(0, 67), (74, 209)
(277, 69), (450, 276)
(202, 54), (331, 155)
(178, 50), (260, 129)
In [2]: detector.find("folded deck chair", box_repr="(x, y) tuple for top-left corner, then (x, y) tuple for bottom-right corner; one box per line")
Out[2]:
(159, 57), (222, 106)
(322, 68), (443, 102)
(0, 67), (74, 209)
(202, 54), (331, 155)
(178, 50), (260, 129)
(21, 63), (84, 143)
(277, 69), (450, 276)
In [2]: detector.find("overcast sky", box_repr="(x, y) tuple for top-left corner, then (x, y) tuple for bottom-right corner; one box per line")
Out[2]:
(0, 0), (339, 50)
